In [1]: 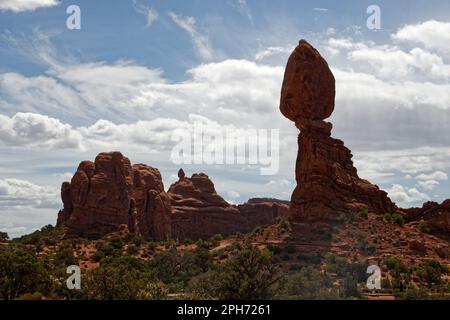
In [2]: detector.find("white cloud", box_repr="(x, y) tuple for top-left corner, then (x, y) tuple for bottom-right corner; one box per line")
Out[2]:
(392, 20), (450, 55)
(0, 0), (58, 12)
(313, 8), (328, 12)
(348, 46), (450, 80)
(132, 0), (158, 27)
(0, 112), (82, 149)
(227, 190), (240, 199)
(168, 11), (214, 61)
(266, 179), (292, 187)
(388, 184), (429, 207)
(255, 46), (293, 61)
(416, 170), (448, 181)
(416, 180), (440, 191)
(0, 178), (59, 209)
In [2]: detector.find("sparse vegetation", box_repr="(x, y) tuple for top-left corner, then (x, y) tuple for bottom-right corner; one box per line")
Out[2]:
(0, 221), (449, 300)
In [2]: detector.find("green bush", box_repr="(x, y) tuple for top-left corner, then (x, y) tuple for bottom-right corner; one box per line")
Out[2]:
(359, 208), (368, 219)
(277, 266), (339, 299)
(215, 242), (279, 299)
(392, 213), (405, 227)
(0, 245), (52, 300)
(418, 220), (430, 233)
(54, 242), (78, 267)
(267, 244), (282, 255)
(0, 231), (9, 241)
(147, 241), (157, 252)
(127, 244), (139, 255)
(123, 233), (143, 246)
(418, 260), (448, 287)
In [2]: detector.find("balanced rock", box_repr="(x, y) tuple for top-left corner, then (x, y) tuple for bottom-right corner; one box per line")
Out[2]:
(280, 40), (397, 235)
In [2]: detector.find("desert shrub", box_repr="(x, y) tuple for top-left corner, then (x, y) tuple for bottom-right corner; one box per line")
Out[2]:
(209, 234), (223, 247)
(418, 220), (430, 233)
(0, 245), (52, 300)
(147, 241), (157, 252)
(267, 244), (282, 255)
(95, 241), (122, 258)
(194, 245), (212, 272)
(123, 233), (143, 246)
(384, 256), (406, 272)
(138, 282), (168, 300)
(326, 253), (336, 264)
(188, 271), (221, 299)
(215, 242), (279, 299)
(359, 208), (368, 219)
(82, 259), (152, 299)
(127, 244), (139, 255)
(327, 259), (368, 283)
(417, 260), (448, 287)
(392, 213), (405, 227)
(0, 231), (9, 241)
(149, 247), (204, 289)
(400, 286), (430, 300)
(343, 274), (360, 298)
(383, 213), (392, 223)
(277, 266), (339, 299)
(92, 251), (104, 262)
(54, 242), (78, 267)
(14, 224), (58, 246)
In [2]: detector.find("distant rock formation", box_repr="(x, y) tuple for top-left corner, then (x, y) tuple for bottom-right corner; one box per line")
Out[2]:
(169, 173), (289, 240)
(57, 152), (172, 240)
(405, 200), (450, 235)
(57, 152), (288, 241)
(280, 40), (397, 234)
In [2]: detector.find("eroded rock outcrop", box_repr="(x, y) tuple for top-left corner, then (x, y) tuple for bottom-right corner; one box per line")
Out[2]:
(57, 154), (287, 241)
(405, 200), (450, 235)
(169, 173), (288, 240)
(57, 152), (172, 240)
(280, 40), (397, 234)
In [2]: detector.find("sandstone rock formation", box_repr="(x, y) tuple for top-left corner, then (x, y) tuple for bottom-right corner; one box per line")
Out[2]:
(280, 40), (397, 234)
(57, 153), (288, 241)
(405, 200), (450, 235)
(168, 173), (288, 240)
(57, 152), (172, 240)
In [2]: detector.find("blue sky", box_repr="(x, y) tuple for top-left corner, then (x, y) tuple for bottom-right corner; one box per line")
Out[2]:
(1, 0), (450, 237)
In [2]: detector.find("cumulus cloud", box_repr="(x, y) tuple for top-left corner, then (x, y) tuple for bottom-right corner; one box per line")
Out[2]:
(387, 184), (429, 207)
(0, 112), (82, 149)
(168, 11), (214, 61)
(392, 20), (450, 55)
(416, 170), (448, 181)
(0, 178), (59, 208)
(0, 0), (58, 12)
(416, 180), (440, 191)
